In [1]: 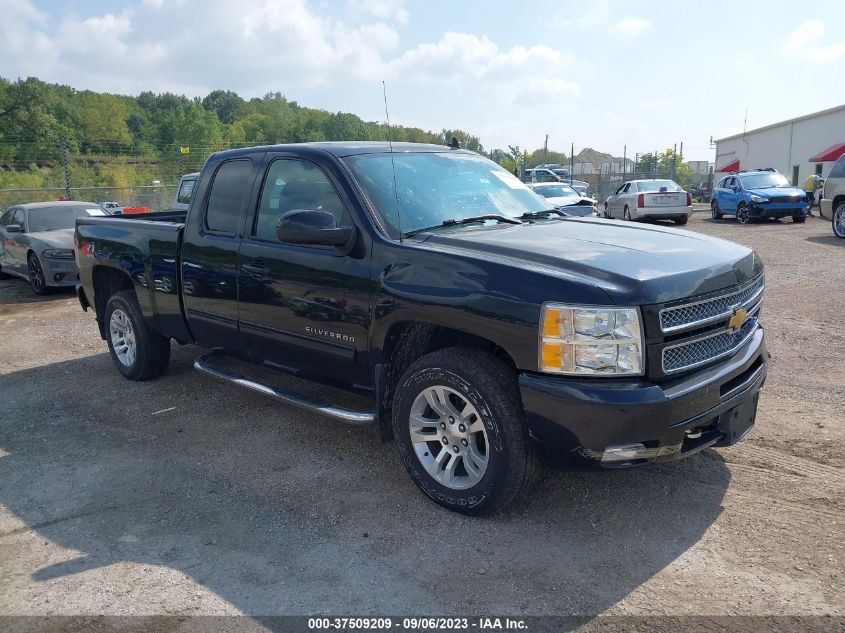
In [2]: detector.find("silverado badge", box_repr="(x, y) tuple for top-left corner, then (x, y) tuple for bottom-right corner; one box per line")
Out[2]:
(728, 307), (749, 332)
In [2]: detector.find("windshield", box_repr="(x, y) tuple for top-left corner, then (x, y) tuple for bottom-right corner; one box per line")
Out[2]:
(534, 185), (579, 198)
(27, 205), (104, 232)
(637, 180), (682, 192)
(739, 172), (790, 189)
(343, 152), (549, 235)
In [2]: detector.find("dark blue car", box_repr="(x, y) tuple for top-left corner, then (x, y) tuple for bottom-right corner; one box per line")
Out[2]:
(711, 169), (808, 224)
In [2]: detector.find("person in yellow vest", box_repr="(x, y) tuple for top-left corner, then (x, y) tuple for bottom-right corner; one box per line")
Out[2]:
(803, 174), (824, 216)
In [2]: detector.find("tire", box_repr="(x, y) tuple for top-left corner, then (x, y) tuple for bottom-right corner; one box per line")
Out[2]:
(27, 253), (48, 295)
(603, 203), (610, 219)
(674, 215), (689, 226)
(833, 203), (845, 239)
(392, 348), (539, 515)
(792, 215), (806, 223)
(104, 290), (171, 380)
(711, 200), (723, 220)
(736, 204), (751, 224)
(623, 206), (632, 221)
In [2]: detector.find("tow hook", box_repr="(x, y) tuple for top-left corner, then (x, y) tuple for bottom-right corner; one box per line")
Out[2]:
(685, 428), (703, 439)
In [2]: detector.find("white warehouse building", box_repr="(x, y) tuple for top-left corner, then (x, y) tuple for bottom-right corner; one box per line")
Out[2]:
(713, 104), (845, 186)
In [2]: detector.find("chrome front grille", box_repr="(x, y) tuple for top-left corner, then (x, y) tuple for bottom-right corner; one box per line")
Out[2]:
(659, 274), (764, 334)
(662, 315), (759, 374)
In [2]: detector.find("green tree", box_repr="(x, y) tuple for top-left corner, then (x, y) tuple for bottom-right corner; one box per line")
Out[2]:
(202, 90), (245, 124)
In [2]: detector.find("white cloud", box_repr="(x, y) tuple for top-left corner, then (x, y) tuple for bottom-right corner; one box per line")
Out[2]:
(0, 0), (585, 151)
(349, 0), (408, 24)
(611, 17), (651, 36)
(552, 0), (609, 30)
(784, 19), (845, 61)
(640, 98), (675, 111)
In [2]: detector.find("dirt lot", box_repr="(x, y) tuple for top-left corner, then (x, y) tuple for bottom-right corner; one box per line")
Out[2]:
(0, 213), (843, 621)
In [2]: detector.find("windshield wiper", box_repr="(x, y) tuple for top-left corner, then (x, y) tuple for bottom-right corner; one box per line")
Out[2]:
(403, 214), (522, 237)
(521, 208), (567, 219)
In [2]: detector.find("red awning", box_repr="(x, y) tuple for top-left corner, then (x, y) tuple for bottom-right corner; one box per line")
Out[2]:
(717, 159), (740, 172)
(809, 143), (845, 163)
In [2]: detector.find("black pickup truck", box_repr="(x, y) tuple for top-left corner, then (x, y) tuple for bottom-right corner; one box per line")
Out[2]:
(75, 142), (767, 514)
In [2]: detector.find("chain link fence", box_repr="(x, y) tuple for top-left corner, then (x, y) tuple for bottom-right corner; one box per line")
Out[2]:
(0, 185), (178, 213)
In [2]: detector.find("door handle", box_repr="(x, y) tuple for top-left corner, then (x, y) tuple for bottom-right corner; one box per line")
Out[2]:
(242, 257), (269, 275)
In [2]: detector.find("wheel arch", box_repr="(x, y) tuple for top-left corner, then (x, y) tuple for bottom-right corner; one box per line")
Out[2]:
(92, 265), (136, 339)
(376, 321), (519, 442)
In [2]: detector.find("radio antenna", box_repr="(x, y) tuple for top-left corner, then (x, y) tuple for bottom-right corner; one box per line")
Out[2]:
(383, 81), (403, 243)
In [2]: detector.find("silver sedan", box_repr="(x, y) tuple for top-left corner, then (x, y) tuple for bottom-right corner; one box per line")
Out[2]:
(0, 201), (106, 294)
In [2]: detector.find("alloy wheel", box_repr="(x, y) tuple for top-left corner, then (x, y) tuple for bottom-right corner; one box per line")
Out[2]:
(737, 206), (750, 224)
(28, 257), (44, 292)
(408, 385), (489, 490)
(834, 206), (845, 239)
(110, 308), (137, 367)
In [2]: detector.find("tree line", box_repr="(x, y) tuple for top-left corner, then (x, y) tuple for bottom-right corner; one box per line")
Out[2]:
(0, 77), (487, 189)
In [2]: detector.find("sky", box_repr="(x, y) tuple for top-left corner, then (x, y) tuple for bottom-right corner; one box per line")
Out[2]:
(1, 0), (844, 161)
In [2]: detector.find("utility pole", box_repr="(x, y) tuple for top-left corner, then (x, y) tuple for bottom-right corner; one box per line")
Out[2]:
(543, 134), (548, 166)
(570, 142), (574, 185)
(61, 137), (72, 201)
(673, 143), (678, 179)
(623, 144), (626, 180)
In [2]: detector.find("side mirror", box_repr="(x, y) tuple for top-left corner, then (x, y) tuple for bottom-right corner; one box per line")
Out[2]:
(5, 224), (22, 233)
(276, 209), (355, 250)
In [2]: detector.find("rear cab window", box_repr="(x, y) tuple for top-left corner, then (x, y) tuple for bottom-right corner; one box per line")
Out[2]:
(204, 160), (254, 235)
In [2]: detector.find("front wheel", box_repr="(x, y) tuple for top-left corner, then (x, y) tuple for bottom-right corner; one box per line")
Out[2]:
(392, 348), (539, 515)
(105, 290), (171, 380)
(834, 203), (845, 239)
(27, 254), (48, 295)
(736, 205), (751, 224)
(603, 203), (610, 218)
(792, 215), (806, 223)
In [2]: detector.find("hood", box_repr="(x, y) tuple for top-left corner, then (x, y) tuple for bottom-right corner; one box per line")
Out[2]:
(746, 187), (806, 199)
(416, 219), (761, 305)
(26, 228), (76, 249)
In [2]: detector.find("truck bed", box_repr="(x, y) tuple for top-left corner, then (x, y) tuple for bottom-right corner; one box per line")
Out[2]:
(75, 213), (192, 344)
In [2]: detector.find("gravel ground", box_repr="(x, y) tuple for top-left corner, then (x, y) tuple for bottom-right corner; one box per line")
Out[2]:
(0, 213), (842, 621)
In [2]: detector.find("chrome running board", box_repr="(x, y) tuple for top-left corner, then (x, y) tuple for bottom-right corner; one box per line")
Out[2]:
(193, 352), (375, 426)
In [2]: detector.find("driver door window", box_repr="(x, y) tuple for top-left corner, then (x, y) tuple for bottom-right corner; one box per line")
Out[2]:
(253, 159), (351, 241)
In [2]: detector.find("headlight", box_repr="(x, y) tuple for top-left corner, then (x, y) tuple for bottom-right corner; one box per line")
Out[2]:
(750, 195), (768, 203)
(540, 304), (644, 375)
(42, 248), (74, 259)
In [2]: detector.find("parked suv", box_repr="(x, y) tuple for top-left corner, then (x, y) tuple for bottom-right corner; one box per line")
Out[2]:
(521, 168), (561, 183)
(711, 169), (808, 224)
(820, 154), (845, 239)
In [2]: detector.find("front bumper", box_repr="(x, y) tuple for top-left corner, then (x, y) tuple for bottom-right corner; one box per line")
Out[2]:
(519, 327), (767, 467)
(41, 258), (80, 287)
(749, 203), (806, 218)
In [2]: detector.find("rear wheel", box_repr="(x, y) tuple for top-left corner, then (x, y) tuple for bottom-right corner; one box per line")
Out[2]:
(392, 348), (539, 515)
(736, 204), (751, 224)
(711, 200), (723, 220)
(674, 215), (689, 226)
(833, 203), (845, 239)
(27, 253), (48, 295)
(105, 290), (171, 380)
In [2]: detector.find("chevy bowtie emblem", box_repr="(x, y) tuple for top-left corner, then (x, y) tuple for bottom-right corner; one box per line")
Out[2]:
(728, 307), (748, 331)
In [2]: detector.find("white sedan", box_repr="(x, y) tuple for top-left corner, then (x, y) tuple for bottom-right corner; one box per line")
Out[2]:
(604, 179), (692, 225)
